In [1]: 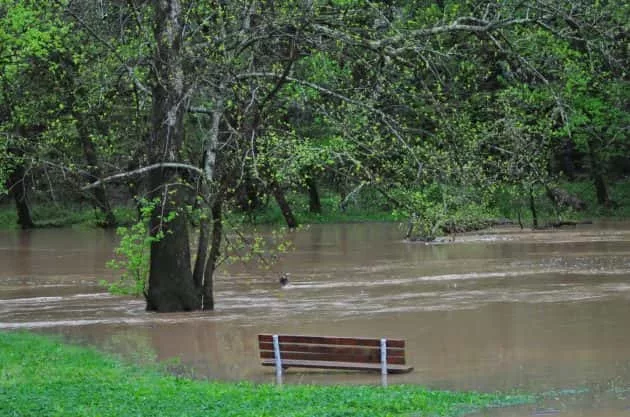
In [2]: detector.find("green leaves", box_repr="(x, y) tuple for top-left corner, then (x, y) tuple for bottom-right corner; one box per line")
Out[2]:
(104, 200), (161, 298)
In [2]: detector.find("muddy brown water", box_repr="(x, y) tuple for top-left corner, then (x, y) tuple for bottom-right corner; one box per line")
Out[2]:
(1, 222), (630, 416)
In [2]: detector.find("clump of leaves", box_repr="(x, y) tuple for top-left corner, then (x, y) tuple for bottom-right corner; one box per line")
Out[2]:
(102, 200), (162, 298)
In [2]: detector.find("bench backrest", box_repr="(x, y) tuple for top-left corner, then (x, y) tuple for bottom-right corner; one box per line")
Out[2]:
(257, 334), (407, 365)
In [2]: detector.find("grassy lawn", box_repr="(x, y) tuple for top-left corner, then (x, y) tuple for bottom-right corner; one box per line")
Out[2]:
(0, 332), (532, 417)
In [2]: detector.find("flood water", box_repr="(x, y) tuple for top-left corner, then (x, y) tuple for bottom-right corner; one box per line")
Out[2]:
(1, 222), (630, 416)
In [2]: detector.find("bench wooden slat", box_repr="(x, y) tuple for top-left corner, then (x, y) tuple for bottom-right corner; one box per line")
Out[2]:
(258, 334), (405, 348)
(260, 350), (407, 365)
(259, 342), (405, 358)
(257, 334), (413, 378)
(261, 358), (413, 374)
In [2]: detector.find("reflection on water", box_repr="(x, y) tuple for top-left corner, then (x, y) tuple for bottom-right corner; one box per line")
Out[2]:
(1, 223), (630, 415)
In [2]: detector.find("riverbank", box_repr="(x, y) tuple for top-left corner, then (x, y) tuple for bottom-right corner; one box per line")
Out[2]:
(0, 332), (531, 417)
(0, 180), (628, 230)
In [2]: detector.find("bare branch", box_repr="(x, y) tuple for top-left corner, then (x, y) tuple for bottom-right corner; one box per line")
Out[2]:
(311, 16), (538, 56)
(82, 162), (203, 190)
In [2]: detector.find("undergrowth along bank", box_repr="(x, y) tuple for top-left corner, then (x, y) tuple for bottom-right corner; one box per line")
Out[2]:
(0, 332), (532, 417)
(1, 180), (628, 230)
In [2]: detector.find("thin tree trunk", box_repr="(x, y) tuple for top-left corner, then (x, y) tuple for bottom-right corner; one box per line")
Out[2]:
(587, 137), (611, 206)
(561, 139), (576, 180)
(271, 181), (298, 228)
(7, 162), (34, 229)
(202, 197), (223, 311)
(593, 173), (610, 207)
(146, 0), (200, 312)
(76, 114), (117, 228)
(63, 50), (117, 228)
(529, 186), (538, 229)
(193, 90), (224, 308)
(236, 177), (262, 212)
(193, 212), (210, 290)
(306, 177), (321, 214)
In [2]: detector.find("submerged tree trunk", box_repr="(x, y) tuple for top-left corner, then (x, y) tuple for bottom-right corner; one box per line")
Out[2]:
(146, 184), (199, 312)
(146, 0), (200, 312)
(271, 181), (298, 228)
(193, 91), (224, 310)
(191, 197), (222, 311)
(202, 198), (223, 310)
(192, 211), (210, 291)
(6, 162), (35, 229)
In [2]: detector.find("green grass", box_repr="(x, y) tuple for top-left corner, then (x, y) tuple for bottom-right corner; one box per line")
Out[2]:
(0, 204), (137, 229)
(234, 192), (402, 226)
(563, 180), (630, 219)
(490, 179), (630, 227)
(226, 180), (630, 229)
(1, 180), (628, 230)
(0, 332), (532, 417)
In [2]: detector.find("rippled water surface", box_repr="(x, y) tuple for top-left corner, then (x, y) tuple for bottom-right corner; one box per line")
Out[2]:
(1, 222), (630, 416)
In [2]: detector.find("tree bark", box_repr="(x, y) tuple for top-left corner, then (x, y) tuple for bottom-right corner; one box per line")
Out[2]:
(202, 197), (223, 311)
(193, 214), (210, 291)
(75, 114), (117, 228)
(62, 51), (117, 228)
(271, 181), (298, 228)
(306, 176), (321, 214)
(235, 177), (263, 212)
(6, 162), (35, 229)
(529, 186), (538, 229)
(560, 139), (576, 180)
(146, 0), (200, 312)
(587, 137), (611, 206)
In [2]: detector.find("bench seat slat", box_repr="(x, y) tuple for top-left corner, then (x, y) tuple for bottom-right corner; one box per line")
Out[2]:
(259, 342), (405, 358)
(258, 334), (405, 348)
(260, 350), (407, 365)
(261, 359), (413, 374)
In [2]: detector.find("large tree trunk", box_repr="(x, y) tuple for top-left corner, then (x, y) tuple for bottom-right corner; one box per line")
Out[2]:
(6, 162), (35, 229)
(146, 186), (199, 312)
(146, 0), (200, 312)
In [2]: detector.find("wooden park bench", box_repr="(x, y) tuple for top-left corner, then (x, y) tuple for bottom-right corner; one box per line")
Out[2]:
(258, 334), (413, 386)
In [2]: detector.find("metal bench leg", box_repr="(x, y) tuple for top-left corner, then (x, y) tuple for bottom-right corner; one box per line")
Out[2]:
(273, 334), (283, 385)
(381, 338), (388, 388)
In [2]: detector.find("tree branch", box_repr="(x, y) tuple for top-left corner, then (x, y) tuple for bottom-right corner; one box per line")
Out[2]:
(311, 17), (538, 56)
(55, 0), (152, 95)
(237, 72), (425, 178)
(82, 163), (203, 190)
